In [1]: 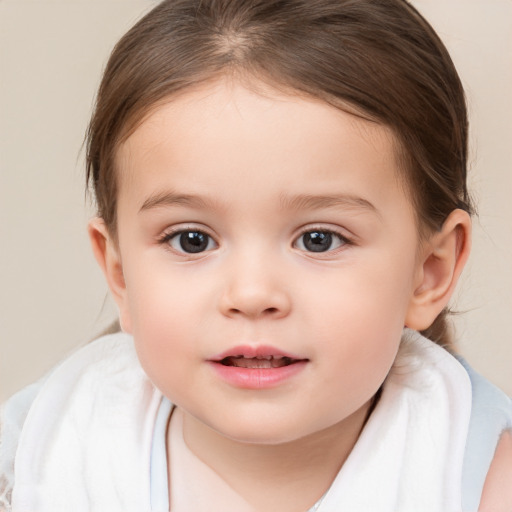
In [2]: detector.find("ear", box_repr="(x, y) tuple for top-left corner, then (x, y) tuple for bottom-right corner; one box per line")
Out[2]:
(405, 209), (471, 331)
(88, 218), (132, 333)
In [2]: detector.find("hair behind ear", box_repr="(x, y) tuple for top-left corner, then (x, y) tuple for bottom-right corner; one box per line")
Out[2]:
(420, 309), (454, 352)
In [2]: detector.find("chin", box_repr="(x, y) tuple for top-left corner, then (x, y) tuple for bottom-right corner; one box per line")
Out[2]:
(209, 415), (316, 446)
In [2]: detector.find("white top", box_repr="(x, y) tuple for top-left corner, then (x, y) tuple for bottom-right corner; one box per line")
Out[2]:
(1, 330), (511, 511)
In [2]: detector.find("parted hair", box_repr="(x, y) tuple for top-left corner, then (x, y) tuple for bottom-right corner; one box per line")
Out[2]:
(86, 0), (473, 348)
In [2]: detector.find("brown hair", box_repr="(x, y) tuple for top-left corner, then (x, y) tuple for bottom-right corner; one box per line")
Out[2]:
(86, 0), (473, 348)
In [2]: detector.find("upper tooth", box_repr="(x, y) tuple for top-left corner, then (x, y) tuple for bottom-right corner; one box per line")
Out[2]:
(256, 355), (272, 360)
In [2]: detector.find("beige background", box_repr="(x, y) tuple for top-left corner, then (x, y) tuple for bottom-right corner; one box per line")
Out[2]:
(0, 0), (511, 402)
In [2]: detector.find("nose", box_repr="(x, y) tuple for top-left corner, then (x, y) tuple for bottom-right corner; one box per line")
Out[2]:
(218, 255), (292, 320)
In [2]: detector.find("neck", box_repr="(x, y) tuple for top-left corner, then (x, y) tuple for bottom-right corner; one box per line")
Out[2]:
(177, 400), (373, 512)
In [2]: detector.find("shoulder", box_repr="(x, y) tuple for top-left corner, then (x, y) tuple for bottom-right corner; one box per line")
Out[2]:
(456, 355), (512, 511)
(479, 429), (512, 511)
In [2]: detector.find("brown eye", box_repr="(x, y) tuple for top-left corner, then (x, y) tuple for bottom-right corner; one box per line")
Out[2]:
(168, 230), (215, 254)
(295, 230), (347, 253)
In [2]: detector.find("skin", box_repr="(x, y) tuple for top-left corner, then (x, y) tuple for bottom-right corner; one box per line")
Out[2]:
(89, 78), (497, 511)
(480, 430), (512, 511)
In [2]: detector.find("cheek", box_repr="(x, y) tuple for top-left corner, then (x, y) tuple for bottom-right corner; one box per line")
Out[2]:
(126, 257), (205, 327)
(123, 267), (207, 382)
(302, 256), (414, 388)
(310, 312), (400, 425)
(309, 256), (413, 333)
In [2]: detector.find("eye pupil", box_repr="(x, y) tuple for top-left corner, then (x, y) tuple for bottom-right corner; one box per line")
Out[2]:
(303, 232), (332, 252)
(180, 231), (208, 253)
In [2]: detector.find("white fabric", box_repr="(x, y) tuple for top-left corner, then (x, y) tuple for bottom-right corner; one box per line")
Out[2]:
(2, 331), (472, 512)
(316, 332), (472, 511)
(0, 381), (44, 510)
(10, 334), (162, 512)
(150, 398), (172, 512)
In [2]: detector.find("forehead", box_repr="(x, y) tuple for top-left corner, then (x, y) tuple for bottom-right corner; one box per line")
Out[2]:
(115, 78), (409, 216)
(120, 78), (397, 150)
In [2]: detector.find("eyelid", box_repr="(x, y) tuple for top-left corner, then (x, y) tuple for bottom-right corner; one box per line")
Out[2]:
(295, 224), (354, 241)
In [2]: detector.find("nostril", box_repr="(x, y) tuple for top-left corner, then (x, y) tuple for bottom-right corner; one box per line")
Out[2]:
(220, 290), (291, 319)
(228, 306), (280, 316)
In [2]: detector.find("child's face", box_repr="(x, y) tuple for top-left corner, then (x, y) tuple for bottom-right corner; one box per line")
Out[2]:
(111, 79), (425, 444)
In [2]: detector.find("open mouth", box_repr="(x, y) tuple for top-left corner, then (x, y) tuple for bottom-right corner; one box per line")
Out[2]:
(219, 355), (297, 369)
(209, 346), (308, 388)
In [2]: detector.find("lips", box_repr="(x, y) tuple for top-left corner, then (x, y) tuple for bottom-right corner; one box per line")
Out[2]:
(208, 345), (308, 389)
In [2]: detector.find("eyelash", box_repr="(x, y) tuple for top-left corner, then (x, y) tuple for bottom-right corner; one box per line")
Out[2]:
(294, 227), (353, 254)
(157, 226), (354, 255)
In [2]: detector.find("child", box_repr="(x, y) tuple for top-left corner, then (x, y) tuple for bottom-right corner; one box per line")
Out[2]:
(1, 0), (511, 510)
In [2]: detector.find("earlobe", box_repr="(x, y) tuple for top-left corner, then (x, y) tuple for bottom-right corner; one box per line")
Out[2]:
(405, 209), (471, 331)
(88, 218), (132, 333)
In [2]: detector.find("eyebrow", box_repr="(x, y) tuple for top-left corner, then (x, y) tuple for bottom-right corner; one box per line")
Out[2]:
(279, 193), (379, 216)
(139, 191), (223, 213)
(139, 190), (379, 217)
